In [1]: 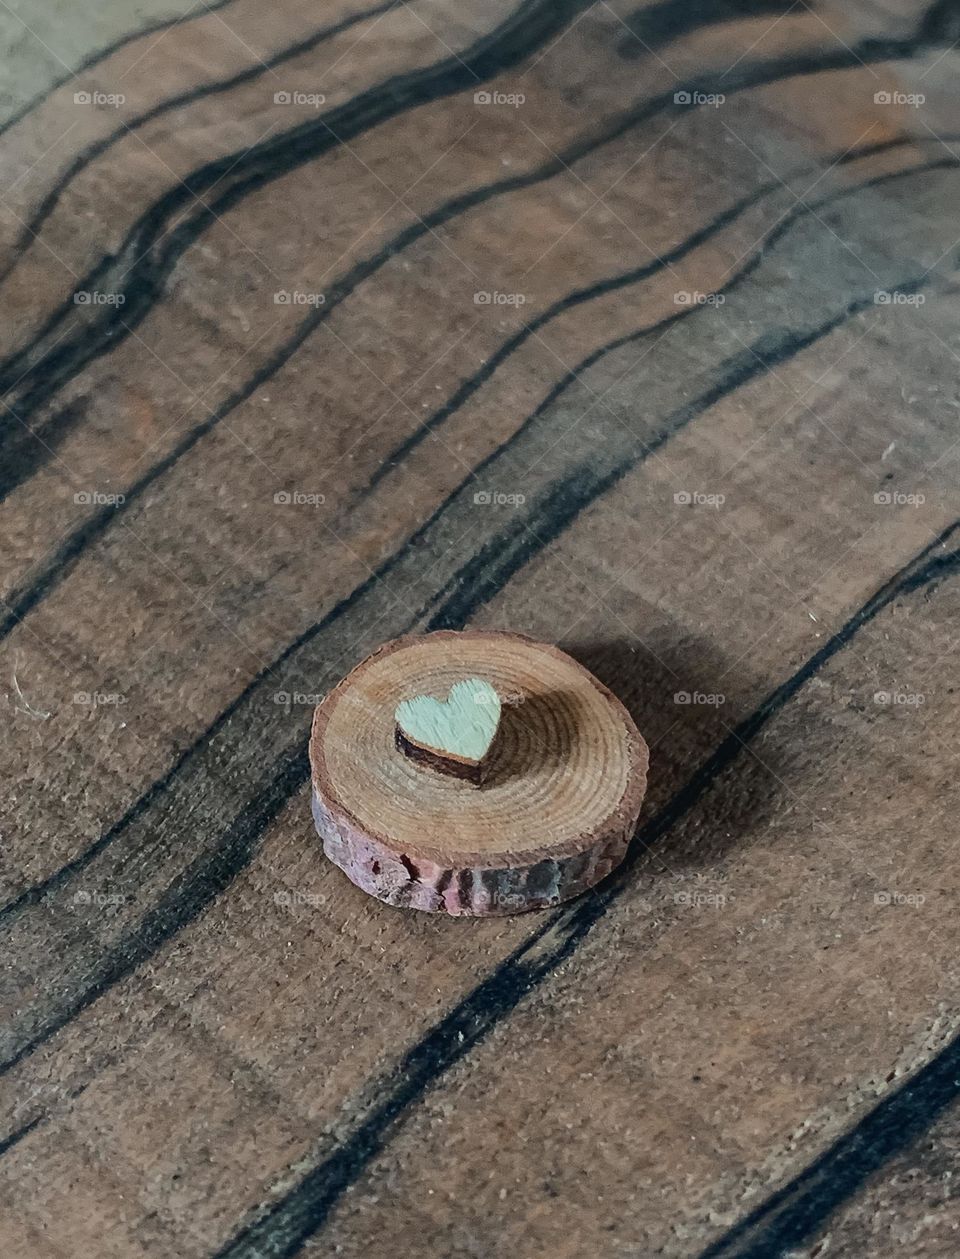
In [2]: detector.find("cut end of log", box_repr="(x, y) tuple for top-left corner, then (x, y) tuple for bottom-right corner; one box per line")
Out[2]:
(309, 630), (648, 916)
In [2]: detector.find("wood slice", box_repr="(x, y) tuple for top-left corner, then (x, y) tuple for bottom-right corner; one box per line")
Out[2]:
(309, 630), (648, 915)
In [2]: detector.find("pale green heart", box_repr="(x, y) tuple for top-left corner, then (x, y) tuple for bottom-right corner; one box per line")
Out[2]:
(395, 678), (502, 765)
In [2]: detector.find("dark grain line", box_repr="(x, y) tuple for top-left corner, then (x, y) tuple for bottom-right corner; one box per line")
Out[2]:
(0, 0), (949, 502)
(2, 151), (949, 926)
(616, 0), (791, 60)
(0, 558), (387, 923)
(0, 745), (311, 1080)
(1, 211), (956, 1259)
(2, 94), (953, 643)
(0, 0), (402, 289)
(695, 1024), (960, 1258)
(422, 290), (936, 626)
(0, 249), (947, 1073)
(2, 76), (957, 1190)
(0, 0), (238, 142)
(0, 1114), (42, 1158)
(365, 133), (960, 494)
(0, 0), (591, 458)
(207, 526), (960, 1259)
(418, 181), (955, 628)
(1, 6), (956, 1242)
(0, 3), (955, 1246)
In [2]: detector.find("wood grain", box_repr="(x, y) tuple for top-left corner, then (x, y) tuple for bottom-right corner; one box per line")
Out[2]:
(1, 0), (959, 1254)
(312, 555), (960, 1259)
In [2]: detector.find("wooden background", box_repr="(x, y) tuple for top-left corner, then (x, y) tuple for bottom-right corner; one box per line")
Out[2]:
(1, 0), (959, 1254)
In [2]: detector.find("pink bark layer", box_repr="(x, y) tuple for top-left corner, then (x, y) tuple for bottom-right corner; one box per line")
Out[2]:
(312, 790), (635, 916)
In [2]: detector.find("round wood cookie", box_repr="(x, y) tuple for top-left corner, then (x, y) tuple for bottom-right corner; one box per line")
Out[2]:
(309, 630), (648, 915)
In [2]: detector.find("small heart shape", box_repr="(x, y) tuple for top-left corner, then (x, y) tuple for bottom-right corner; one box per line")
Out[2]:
(395, 678), (502, 772)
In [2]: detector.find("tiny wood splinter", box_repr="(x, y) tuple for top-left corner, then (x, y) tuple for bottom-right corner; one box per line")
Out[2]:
(309, 630), (648, 916)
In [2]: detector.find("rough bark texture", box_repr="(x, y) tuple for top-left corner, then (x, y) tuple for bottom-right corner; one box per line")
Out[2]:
(309, 630), (649, 914)
(2, 0), (960, 1254)
(313, 785), (637, 915)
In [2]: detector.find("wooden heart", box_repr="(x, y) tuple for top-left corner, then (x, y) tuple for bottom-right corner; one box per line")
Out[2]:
(395, 678), (501, 775)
